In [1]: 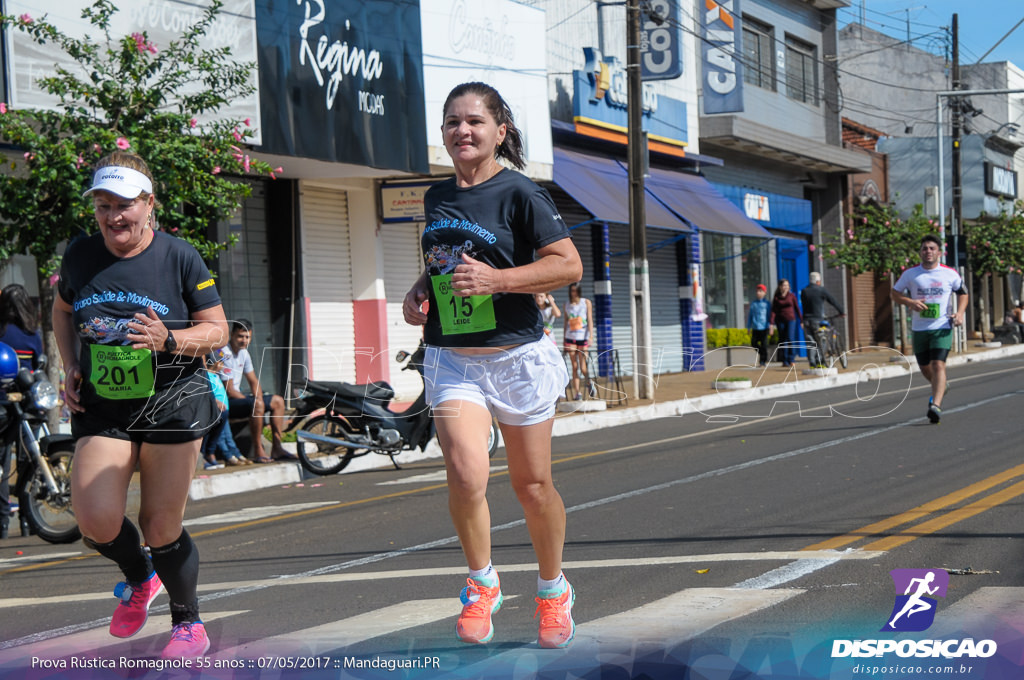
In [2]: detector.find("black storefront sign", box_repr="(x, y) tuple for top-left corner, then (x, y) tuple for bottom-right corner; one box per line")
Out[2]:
(255, 0), (428, 173)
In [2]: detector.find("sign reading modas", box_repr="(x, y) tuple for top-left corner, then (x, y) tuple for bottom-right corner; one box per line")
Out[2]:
(255, 0), (427, 173)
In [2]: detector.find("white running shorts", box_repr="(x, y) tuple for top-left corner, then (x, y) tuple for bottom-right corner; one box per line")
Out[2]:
(423, 338), (569, 426)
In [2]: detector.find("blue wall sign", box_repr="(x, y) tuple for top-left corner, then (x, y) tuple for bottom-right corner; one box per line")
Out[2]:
(641, 0), (683, 81)
(702, 0), (744, 114)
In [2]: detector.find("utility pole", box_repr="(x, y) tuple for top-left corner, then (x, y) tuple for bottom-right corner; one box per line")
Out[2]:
(950, 13), (971, 346)
(627, 0), (654, 399)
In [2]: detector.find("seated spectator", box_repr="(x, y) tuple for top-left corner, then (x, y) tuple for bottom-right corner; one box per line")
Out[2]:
(212, 319), (294, 463)
(201, 356), (248, 468)
(0, 283), (43, 369)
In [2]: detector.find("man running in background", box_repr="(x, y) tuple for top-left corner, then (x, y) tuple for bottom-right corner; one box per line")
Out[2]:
(890, 235), (968, 424)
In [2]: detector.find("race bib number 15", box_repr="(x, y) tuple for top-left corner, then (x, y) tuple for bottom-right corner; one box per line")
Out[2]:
(431, 274), (496, 335)
(90, 345), (156, 400)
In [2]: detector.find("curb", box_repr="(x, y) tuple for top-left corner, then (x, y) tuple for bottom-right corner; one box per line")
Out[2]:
(189, 344), (1024, 500)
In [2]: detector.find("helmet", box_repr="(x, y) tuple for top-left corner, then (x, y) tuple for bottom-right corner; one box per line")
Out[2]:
(0, 342), (19, 382)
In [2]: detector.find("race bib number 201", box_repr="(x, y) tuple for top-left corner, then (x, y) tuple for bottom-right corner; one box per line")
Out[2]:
(90, 345), (155, 400)
(431, 274), (496, 335)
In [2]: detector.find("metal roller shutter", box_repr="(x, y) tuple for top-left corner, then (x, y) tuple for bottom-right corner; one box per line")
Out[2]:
(381, 222), (426, 401)
(647, 228), (684, 373)
(300, 186), (356, 382)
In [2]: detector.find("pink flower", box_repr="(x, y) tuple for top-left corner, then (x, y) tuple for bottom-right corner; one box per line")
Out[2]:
(243, 155), (251, 173)
(189, 118), (197, 128)
(212, 166), (221, 175)
(93, 143), (101, 153)
(829, 249), (836, 256)
(884, 221), (890, 226)
(232, 128), (242, 142)
(48, 273), (59, 287)
(862, 217), (867, 224)
(0, 103), (6, 114)
(75, 154), (85, 169)
(244, 118), (251, 126)
(116, 137), (130, 150)
(19, 13), (32, 23)
(274, 167), (283, 173)
(808, 244), (816, 252)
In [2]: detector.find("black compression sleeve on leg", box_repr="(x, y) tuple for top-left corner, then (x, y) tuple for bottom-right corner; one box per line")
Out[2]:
(150, 529), (200, 624)
(87, 517), (152, 583)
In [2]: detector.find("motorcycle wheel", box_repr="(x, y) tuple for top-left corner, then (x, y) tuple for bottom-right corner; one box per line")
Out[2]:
(20, 442), (81, 544)
(296, 415), (358, 475)
(487, 418), (500, 459)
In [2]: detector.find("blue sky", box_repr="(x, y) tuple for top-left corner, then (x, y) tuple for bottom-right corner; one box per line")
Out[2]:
(837, 1), (1024, 67)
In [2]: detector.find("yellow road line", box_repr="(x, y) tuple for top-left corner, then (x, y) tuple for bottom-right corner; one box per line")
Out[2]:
(861, 479), (1024, 552)
(804, 462), (1024, 552)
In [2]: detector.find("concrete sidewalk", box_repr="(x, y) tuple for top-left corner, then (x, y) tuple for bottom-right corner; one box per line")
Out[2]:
(187, 342), (1024, 501)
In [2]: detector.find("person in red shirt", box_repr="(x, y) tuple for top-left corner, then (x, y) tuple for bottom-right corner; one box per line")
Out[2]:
(770, 279), (802, 367)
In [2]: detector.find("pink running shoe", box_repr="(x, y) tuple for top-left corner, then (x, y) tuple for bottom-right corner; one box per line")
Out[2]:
(109, 572), (164, 638)
(162, 621), (211, 659)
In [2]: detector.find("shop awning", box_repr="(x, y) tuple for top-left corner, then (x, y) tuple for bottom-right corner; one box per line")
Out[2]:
(552, 148), (691, 232)
(645, 168), (773, 238)
(553, 147), (771, 238)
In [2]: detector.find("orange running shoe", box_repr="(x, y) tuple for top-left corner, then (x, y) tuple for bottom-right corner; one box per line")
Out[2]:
(535, 579), (575, 648)
(456, 576), (503, 644)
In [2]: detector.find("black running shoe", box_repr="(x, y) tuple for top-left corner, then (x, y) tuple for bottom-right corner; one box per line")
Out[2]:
(927, 403), (941, 424)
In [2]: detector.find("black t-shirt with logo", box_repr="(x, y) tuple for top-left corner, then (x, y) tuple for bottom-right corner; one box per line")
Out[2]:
(421, 169), (571, 347)
(58, 230), (221, 413)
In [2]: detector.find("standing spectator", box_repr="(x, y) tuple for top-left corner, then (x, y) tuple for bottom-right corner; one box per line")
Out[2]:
(52, 151), (228, 657)
(534, 292), (561, 345)
(213, 319), (294, 463)
(403, 82), (582, 648)
(800, 272), (845, 367)
(563, 282), (595, 400)
(0, 283), (44, 369)
(770, 279), (802, 367)
(746, 284), (771, 367)
(890, 234), (968, 424)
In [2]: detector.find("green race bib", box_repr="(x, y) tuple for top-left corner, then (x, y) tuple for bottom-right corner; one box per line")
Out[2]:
(89, 345), (155, 400)
(921, 303), (941, 319)
(431, 274), (496, 335)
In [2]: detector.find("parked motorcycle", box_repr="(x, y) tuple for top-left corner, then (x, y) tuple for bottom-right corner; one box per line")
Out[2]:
(0, 343), (79, 543)
(292, 344), (499, 476)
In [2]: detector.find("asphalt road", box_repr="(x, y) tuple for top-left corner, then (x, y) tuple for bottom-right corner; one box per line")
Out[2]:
(2, 356), (1023, 679)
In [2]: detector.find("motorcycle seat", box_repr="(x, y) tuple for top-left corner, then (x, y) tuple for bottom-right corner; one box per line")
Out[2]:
(304, 380), (396, 402)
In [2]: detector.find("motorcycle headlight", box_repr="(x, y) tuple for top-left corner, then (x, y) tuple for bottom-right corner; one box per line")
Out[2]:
(29, 380), (60, 411)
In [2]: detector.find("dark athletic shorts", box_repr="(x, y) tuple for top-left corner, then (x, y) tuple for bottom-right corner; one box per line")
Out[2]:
(72, 373), (220, 444)
(913, 328), (952, 366)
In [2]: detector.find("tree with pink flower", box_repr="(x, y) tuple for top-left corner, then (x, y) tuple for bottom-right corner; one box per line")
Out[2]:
(0, 0), (280, 381)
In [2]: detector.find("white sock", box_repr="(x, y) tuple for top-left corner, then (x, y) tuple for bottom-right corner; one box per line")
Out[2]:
(469, 563), (496, 584)
(537, 572), (565, 595)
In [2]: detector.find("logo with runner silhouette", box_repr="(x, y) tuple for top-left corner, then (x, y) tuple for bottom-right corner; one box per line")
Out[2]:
(882, 568), (949, 632)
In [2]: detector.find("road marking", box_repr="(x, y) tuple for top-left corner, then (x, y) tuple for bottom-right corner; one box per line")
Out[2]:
(215, 597), (518, 658)
(929, 587), (1024, 638)
(862, 479), (1024, 552)
(376, 466), (507, 486)
(0, 609), (247, 659)
(183, 502), (338, 526)
(805, 462), (1024, 552)
(0, 551), (82, 570)
(0, 551), (878, 611)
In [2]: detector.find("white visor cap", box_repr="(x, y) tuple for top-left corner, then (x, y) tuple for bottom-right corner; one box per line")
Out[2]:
(83, 166), (154, 199)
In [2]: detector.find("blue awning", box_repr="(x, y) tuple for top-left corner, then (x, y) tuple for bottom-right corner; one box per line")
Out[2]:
(644, 167), (773, 238)
(553, 147), (771, 238)
(553, 148), (691, 232)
